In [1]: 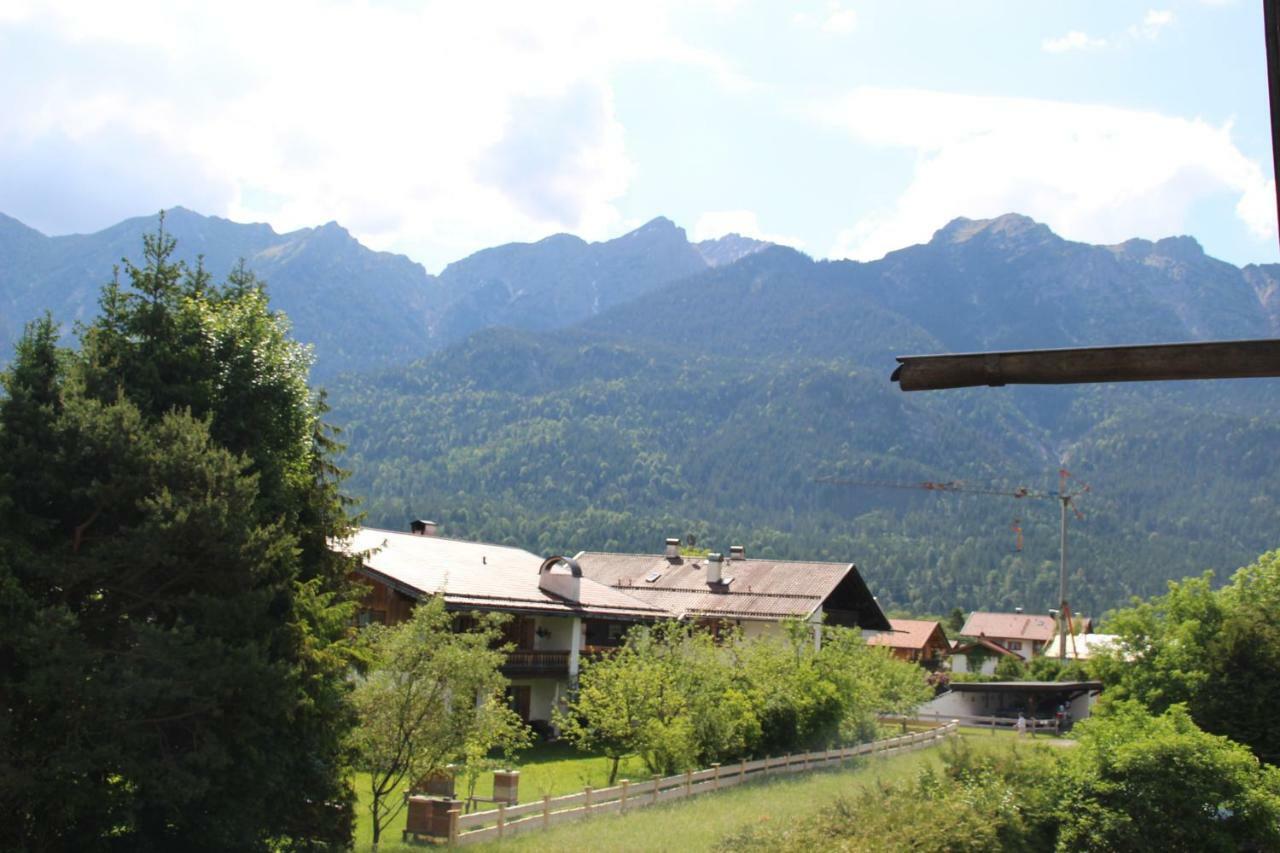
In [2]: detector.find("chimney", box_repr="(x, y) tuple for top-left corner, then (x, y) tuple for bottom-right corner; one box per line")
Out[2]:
(538, 556), (582, 602)
(1014, 606), (1023, 614)
(706, 553), (723, 584)
(664, 537), (681, 561)
(410, 519), (438, 536)
(729, 545), (745, 561)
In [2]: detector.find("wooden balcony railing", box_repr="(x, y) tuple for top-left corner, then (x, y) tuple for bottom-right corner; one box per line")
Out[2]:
(502, 650), (570, 675)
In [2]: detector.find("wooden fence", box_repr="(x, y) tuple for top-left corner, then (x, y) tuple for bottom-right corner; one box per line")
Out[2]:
(405, 720), (958, 846)
(905, 711), (1063, 734)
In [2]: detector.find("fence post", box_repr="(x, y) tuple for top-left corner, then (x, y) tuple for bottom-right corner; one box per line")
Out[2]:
(651, 774), (660, 804)
(740, 757), (747, 781)
(620, 779), (629, 813)
(447, 805), (460, 846)
(542, 794), (550, 830)
(684, 769), (692, 797)
(497, 802), (506, 839)
(584, 785), (593, 814)
(784, 753), (791, 773)
(712, 763), (721, 789)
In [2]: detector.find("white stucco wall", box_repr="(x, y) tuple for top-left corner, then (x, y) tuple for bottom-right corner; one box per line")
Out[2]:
(949, 653), (999, 675)
(919, 687), (1098, 724)
(533, 615), (577, 650)
(507, 677), (563, 722)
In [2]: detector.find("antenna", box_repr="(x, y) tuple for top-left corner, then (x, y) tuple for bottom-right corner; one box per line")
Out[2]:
(816, 468), (1091, 661)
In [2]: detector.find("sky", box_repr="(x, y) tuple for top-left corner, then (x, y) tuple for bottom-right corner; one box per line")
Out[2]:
(1, 0), (1276, 272)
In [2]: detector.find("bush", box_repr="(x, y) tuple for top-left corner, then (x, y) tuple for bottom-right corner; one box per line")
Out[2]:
(559, 621), (932, 776)
(1055, 701), (1280, 852)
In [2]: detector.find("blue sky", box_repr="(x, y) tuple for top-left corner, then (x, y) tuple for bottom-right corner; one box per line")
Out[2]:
(1, 1), (1275, 271)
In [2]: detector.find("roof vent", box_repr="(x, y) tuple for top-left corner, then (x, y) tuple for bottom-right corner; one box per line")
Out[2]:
(664, 538), (681, 561)
(729, 545), (745, 561)
(410, 519), (438, 536)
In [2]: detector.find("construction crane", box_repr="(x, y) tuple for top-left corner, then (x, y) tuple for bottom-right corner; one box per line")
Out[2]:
(816, 469), (1089, 661)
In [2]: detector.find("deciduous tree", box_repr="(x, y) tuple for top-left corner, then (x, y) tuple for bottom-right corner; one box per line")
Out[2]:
(349, 598), (524, 850)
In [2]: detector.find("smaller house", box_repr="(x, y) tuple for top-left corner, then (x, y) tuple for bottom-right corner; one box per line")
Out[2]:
(948, 637), (1021, 675)
(960, 611), (1061, 661)
(866, 619), (950, 667)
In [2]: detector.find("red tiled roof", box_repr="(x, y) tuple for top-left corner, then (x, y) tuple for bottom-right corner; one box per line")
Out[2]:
(961, 611), (1057, 643)
(866, 619), (947, 651)
(951, 637), (1020, 657)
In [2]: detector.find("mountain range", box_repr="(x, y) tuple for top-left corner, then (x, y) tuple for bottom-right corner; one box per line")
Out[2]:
(0, 208), (769, 378)
(3, 208), (1279, 616)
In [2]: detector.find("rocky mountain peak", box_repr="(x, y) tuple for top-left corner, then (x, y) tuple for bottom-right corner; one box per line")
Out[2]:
(695, 233), (772, 267)
(931, 213), (1057, 250)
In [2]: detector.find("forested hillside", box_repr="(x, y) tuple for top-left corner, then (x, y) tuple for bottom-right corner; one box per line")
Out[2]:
(327, 215), (1280, 617)
(7, 207), (1279, 616)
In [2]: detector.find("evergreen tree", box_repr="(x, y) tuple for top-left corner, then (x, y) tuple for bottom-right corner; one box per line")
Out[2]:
(0, 220), (360, 851)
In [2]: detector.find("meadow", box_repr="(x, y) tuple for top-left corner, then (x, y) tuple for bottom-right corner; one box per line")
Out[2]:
(351, 733), (979, 852)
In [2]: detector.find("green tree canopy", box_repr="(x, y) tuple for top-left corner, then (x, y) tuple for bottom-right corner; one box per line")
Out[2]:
(0, 221), (360, 851)
(558, 621), (931, 778)
(1093, 548), (1280, 763)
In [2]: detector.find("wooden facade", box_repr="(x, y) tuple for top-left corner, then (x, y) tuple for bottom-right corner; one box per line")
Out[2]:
(352, 572), (415, 626)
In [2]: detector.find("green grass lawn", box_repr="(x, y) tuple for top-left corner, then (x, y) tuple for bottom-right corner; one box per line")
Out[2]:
(351, 733), (992, 852)
(351, 742), (652, 851)
(469, 747), (945, 852)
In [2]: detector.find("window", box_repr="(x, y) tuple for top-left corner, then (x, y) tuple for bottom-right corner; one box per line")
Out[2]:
(357, 609), (387, 627)
(1007, 640), (1023, 651)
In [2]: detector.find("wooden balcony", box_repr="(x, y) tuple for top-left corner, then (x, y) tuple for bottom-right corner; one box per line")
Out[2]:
(500, 646), (622, 678)
(501, 650), (569, 677)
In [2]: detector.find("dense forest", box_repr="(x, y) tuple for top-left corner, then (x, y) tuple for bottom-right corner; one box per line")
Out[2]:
(329, 327), (1280, 617)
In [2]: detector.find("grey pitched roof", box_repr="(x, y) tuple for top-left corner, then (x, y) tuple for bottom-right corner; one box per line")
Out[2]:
(339, 528), (665, 619)
(572, 551), (890, 629)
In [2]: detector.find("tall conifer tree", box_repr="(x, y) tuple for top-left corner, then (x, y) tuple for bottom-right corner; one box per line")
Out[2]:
(0, 218), (359, 851)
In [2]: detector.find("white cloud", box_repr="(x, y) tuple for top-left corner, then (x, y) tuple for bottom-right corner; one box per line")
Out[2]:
(1131, 8), (1175, 39)
(793, 3), (858, 36)
(0, 0), (749, 270)
(691, 209), (805, 248)
(815, 87), (1274, 260)
(822, 8), (858, 35)
(1042, 31), (1107, 53)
